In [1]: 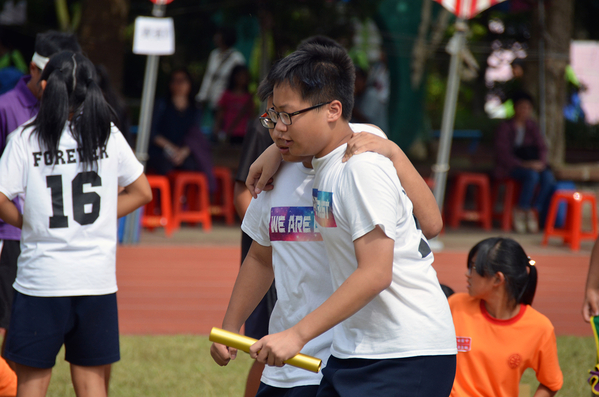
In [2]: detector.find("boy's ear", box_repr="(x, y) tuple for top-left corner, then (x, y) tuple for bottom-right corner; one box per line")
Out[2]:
(327, 100), (343, 122)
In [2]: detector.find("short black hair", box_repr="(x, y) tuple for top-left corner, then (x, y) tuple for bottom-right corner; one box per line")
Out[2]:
(511, 90), (534, 108)
(34, 31), (81, 57)
(257, 77), (273, 102)
(218, 27), (237, 48)
(268, 43), (355, 120)
(297, 35), (344, 51)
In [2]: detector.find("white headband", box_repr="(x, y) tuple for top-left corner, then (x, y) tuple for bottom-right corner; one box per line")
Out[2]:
(31, 52), (50, 70)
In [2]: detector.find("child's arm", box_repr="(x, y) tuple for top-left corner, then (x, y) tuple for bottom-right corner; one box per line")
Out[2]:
(211, 241), (274, 366)
(245, 143), (282, 198)
(0, 193), (22, 228)
(583, 236), (599, 321)
(233, 182), (253, 220)
(117, 174), (152, 218)
(343, 132), (442, 238)
(249, 226), (393, 367)
(533, 384), (558, 397)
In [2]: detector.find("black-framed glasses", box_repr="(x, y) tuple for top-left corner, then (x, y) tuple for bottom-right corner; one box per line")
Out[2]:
(267, 101), (332, 126)
(259, 112), (275, 129)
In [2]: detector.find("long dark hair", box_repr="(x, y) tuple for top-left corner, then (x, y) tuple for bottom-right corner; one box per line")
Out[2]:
(467, 237), (538, 306)
(26, 51), (114, 167)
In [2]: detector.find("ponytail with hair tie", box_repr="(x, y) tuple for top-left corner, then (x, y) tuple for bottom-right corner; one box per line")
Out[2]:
(26, 50), (114, 169)
(520, 256), (538, 306)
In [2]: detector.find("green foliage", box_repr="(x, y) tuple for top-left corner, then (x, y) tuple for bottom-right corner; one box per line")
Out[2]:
(40, 334), (595, 396)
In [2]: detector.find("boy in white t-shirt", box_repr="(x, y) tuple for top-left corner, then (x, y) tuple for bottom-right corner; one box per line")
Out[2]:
(245, 44), (456, 396)
(212, 82), (444, 397)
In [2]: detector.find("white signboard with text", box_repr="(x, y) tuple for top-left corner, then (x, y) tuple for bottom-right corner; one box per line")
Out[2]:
(133, 16), (175, 55)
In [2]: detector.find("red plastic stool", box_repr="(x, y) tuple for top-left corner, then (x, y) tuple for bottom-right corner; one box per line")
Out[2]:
(171, 171), (212, 232)
(211, 166), (235, 225)
(448, 172), (492, 230)
(142, 175), (174, 237)
(491, 178), (521, 232)
(542, 190), (598, 251)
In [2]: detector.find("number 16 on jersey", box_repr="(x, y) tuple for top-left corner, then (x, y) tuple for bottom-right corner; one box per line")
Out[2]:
(46, 171), (102, 228)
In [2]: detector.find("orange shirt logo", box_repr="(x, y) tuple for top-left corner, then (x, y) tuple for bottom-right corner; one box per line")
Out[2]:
(456, 336), (471, 352)
(508, 353), (522, 369)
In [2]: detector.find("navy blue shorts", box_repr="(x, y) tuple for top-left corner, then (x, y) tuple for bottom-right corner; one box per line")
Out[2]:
(256, 382), (319, 397)
(316, 355), (456, 397)
(4, 292), (120, 368)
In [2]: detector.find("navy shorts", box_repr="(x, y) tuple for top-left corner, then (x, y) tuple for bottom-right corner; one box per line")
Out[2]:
(4, 292), (120, 368)
(316, 355), (456, 397)
(256, 382), (319, 397)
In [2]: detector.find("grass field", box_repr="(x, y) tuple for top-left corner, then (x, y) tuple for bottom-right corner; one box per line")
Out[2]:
(38, 335), (596, 396)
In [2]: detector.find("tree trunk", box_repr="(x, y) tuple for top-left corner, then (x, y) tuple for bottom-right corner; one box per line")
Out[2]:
(526, 0), (574, 167)
(77, 0), (129, 93)
(545, 0), (574, 167)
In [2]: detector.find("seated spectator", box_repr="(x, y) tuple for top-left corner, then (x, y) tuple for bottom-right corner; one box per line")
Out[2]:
(213, 64), (254, 145)
(494, 91), (555, 233)
(148, 68), (216, 192)
(449, 237), (562, 397)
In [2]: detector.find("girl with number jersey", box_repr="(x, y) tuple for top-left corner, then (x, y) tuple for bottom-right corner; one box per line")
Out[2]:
(0, 51), (151, 397)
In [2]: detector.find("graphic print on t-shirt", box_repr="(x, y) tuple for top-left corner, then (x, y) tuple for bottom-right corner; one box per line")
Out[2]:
(269, 206), (322, 242)
(456, 336), (472, 352)
(312, 189), (337, 228)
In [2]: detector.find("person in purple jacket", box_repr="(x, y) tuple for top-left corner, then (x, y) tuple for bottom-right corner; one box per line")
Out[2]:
(494, 91), (555, 234)
(0, 31), (80, 342)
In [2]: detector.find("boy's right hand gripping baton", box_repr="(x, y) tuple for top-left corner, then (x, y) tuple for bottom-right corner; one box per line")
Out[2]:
(209, 327), (322, 373)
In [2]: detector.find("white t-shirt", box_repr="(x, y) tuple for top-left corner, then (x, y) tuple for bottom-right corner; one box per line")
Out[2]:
(311, 132), (457, 359)
(0, 122), (143, 297)
(242, 161), (333, 387)
(241, 123), (378, 387)
(196, 48), (246, 109)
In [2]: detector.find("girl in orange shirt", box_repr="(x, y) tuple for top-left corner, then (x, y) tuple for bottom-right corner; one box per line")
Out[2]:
(448, 237), (562, 397)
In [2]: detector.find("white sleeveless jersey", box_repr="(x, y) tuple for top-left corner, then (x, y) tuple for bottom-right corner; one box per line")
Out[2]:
(0, 122), (143, 297)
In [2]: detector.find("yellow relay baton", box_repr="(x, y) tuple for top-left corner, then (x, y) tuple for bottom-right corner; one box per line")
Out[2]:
(209, 327), (322, 373)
